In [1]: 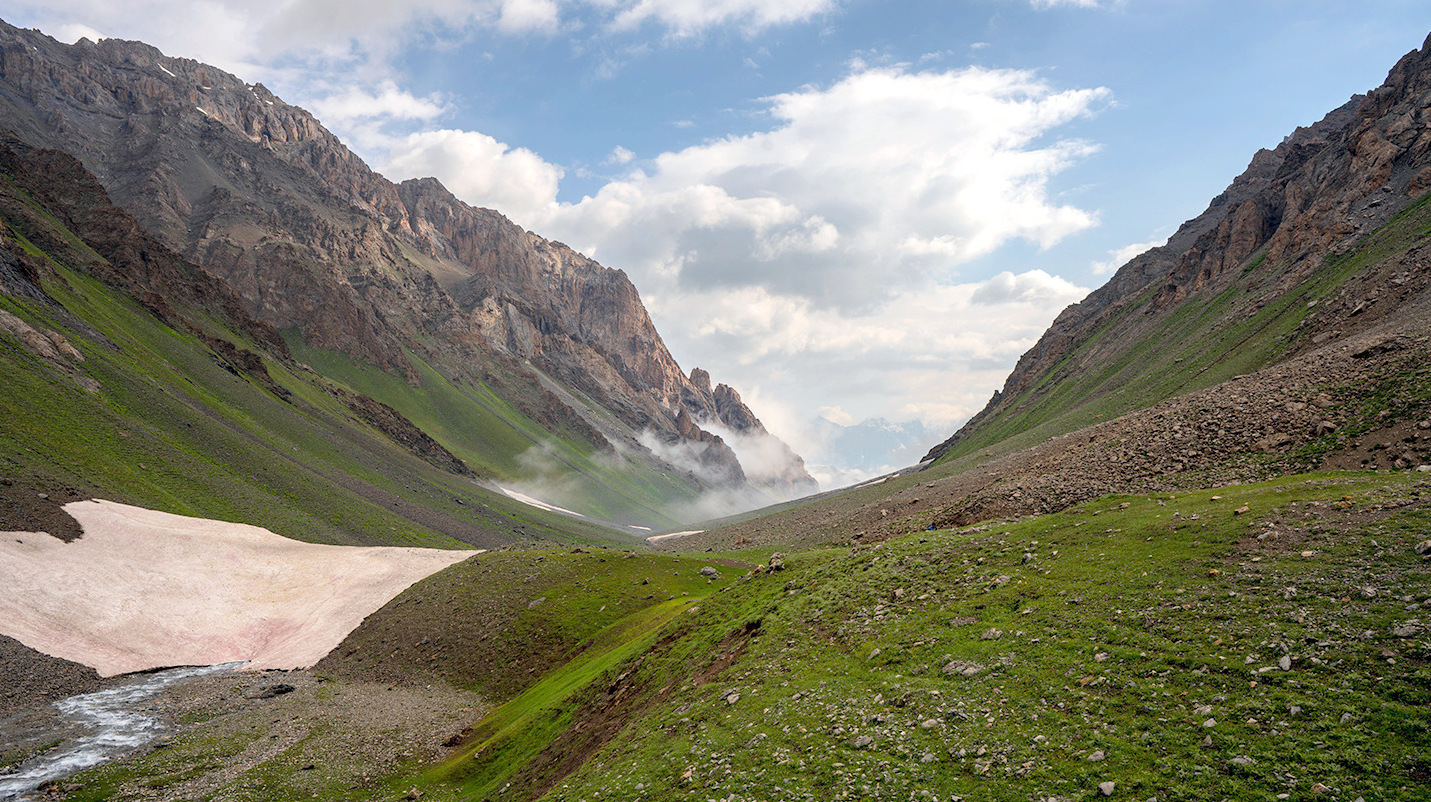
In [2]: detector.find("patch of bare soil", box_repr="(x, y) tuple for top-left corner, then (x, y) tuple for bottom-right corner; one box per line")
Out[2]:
(0, 481), (84, 541)
(50, 669), (484, 801)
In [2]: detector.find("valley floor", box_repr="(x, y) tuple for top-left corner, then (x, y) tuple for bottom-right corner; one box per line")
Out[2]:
(5, 469), (1426, 802)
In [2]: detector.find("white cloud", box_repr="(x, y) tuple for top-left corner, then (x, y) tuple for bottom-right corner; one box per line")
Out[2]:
(1090, 237), (1165, 275)
(383, 129), (564, 226)
(969, 269), (1083, 304)
(642, 269), (1087, 437)
(531, 64), (1107, 311)
(601, 0), (836, 37)
(605, 145), (636, 165)
(1028, 0), (1109, 8)
(308, 81), (449, 126)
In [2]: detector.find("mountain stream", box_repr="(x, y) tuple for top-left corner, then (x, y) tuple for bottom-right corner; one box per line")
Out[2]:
(0, 662), (243, 800)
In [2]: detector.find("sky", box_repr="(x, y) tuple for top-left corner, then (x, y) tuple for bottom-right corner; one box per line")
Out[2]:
(8, 0), (1431, 482)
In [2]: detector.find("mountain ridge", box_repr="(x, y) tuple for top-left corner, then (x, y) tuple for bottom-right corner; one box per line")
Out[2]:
(925, 32), (1431, 465)
(0, 20), (816, 513)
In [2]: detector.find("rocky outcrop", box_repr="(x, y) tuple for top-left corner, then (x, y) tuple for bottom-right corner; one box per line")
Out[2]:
(335, 389), (474, 477)
(926, 32), (1431, 464)
(0, 19), (814, 499)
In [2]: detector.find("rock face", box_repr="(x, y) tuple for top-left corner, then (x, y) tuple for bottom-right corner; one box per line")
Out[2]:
(0, 20), (815, 499)
(926, 32), (1431, 463)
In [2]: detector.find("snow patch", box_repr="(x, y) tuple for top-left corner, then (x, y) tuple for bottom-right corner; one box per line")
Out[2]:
(647, 530), (703, 543)
(495, 485), (586, 518)
(0, 500), (476, 676)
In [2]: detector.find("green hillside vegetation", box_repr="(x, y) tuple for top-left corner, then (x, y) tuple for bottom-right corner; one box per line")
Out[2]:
(0, 176), (638, 548)
(291, 340), (701, 528)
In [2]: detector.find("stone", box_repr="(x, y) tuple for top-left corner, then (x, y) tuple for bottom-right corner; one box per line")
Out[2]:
(1390, 622), (1422, 638)
(1278, 655), (1292, 671)
(1202, 718), (1216, 728)
(920, 719), (939, 730)
(768, 554), (785, 571)
(1231, 756), (1252, 766)
(1098, 781), (1116, 796)
(1087, 750), (1106, 761)
(849, 734), (873, 749)
(979, 628), (1002, 640)
(700, 566), (720, 578)
(1414, 540), (1431, 555)
(920, 752), (937, 764)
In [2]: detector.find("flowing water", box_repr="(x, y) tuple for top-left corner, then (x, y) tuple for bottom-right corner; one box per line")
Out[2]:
(0, 662), (243, 800)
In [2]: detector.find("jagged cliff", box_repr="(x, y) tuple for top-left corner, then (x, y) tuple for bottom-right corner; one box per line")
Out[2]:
(0, 20), (815, 502)
(926, 32), (1431, 464)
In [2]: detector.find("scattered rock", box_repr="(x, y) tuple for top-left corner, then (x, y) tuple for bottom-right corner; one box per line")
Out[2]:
(1278, 655), (1292, 671)
(256, 683), (295, 699)
(1414, 540), (1431, 555)
(1087, 749), (1106, 761)
(699, 566), (720, 579)
(1390, 621), (1422, 638)
(768, 553), (785, 571)
(1099, 781), (1116, 796)
(1231, 756), (1252, 766)
(849, 734), (873, 749)
(979, 628), (1003, 641)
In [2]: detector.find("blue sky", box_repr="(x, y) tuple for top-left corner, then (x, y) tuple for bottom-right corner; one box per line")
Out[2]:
(10, 0), (1431, 482)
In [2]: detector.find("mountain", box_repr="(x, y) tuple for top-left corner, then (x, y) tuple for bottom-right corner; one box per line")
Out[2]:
(924, 33), (1431, 467)
(0, 20), (814, 524)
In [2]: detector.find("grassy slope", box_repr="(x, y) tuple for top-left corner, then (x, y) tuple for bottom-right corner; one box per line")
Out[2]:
(0, 243), (633, 549)
(292, 340), (701, 528)
(59, 549), (741, 801)
(542, 472), (1431, 802)
(939, 192), (1431, 466)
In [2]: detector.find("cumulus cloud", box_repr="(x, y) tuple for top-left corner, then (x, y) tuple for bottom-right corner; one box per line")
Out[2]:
(1027, 0), (1110, 8)
(530, 64), (1108, 311)
(1090, 237), (1165, 275)
(605, 145), (636, 165)
(643, 269), (1088, 437)
(601, 0), (837, 37)
(969, 269), (1083, 305)
(383, 129), (564, 226)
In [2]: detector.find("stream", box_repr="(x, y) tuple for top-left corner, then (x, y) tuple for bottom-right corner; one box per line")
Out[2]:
(0, 662), (243, 800)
